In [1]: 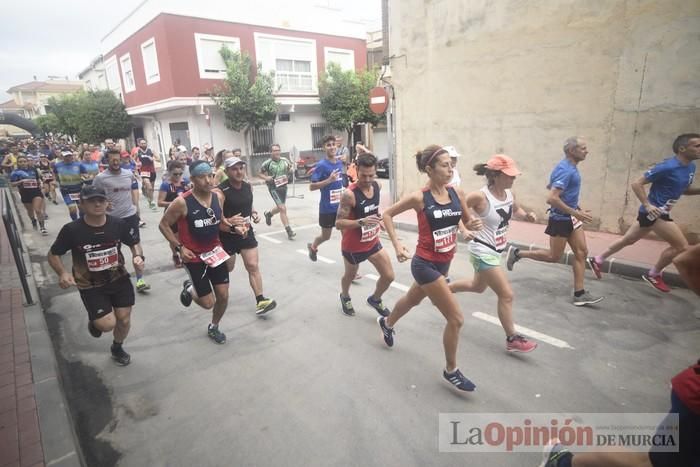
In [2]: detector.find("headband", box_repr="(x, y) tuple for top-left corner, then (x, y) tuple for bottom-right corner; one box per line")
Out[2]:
(425, 147), (447, 166)
(190, 161), (213, 177)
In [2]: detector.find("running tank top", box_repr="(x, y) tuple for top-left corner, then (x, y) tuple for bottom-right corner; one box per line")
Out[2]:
(341, 181), (381, 253)
(469, 186), (513, 255)
(177, 191), (223, 262)
(416, 186), (462, 263)
(218, 181), (253, 234)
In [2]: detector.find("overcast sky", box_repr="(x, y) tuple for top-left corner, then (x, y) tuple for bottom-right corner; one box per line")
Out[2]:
(0, 0), (381, 102)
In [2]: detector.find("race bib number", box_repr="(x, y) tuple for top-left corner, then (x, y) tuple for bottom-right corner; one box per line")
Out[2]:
(199, 245), (230, 268)
(433, 225), (458, 253)
(661, 199), (677, 213)
(360, 223), (380, 242)
(572, 216), (583, 230)
(494, 226), (508, 250)
(140, 171), (150, 178)
(22, 179), (39, 189)
(69, 192), (81, 201)
(85, 247), (119, 272)
(42, 173), (54, 181)
(330, 188), (343, 205)
(274, 175), (288, 187)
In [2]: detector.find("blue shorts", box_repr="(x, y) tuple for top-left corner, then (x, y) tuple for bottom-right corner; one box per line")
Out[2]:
(648, 390), (700, 467)
(342, 243), (382, 265)
(411, 255), (450, 285)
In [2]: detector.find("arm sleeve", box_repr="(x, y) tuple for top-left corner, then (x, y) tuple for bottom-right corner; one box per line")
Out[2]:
(644, 160), (671, 183)
(159, 181), (170, 192)
(49, 224), (74, 255)
(550, 167), (572, 191)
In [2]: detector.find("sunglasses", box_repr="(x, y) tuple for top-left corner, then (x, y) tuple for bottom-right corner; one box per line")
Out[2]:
(171, 172), (183, 176)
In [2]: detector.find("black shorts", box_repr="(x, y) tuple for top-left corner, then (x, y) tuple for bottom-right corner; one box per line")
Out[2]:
(20, 188), (43, 204)
(319, 212), (337, 229)
(78, 276), (135, 321)
(122, 214), (141, 243)
(544, 217), (580, 238)
(638, 212), (672, 228)
(411, 255), (451, 285)
(220, 231), (258, 255)
(648, 390), (700, 467)
(184, 261), (230, 297)
(268, 185), (288, 206)
(141, 170), (156, 183)
(342, 242), (383, 265)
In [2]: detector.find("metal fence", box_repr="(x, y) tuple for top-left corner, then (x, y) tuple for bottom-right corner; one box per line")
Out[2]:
(1, 187), (33, 304)
(311, 123), (334, 149)
(251, 127), (275, 156)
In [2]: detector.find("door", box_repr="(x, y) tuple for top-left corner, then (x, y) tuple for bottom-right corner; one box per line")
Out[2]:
(169, 122), (191, 150)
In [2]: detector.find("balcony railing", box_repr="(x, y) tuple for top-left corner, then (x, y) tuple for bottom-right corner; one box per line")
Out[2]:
(275, 72), (316, 94)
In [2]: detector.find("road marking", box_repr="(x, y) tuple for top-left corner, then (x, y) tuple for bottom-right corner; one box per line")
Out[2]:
(296, 249), (335, 264)
(258, 235), (282, 244)
(364, 273), (410, 292)
(471, 312), (575, 350)
(263, 223), (317, 237)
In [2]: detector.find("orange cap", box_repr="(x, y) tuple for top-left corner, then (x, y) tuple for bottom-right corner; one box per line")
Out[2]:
(486, 154), (521, 176)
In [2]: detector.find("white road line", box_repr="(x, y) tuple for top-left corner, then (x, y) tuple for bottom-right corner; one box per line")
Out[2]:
(258, 234), (282, 244)
(295, 249), (335, 264)
(364, 273), (411, 292)
(264, 223), (318, 237)
(471, 312), (575, 350)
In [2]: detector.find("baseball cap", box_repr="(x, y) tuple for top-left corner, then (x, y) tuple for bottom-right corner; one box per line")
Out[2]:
(203, 143), (212, 150)
(444, 146), (460, 158)
(177, 145), (187, 152)
(80, 185), (107, 200)
(120, 151), (131, 158)
(61, 150), (74, 157)
(224, 157), (245, 168)
(486, 154), (521, 176)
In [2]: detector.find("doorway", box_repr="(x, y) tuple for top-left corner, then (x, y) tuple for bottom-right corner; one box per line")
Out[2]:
(169, 122), (191, 150)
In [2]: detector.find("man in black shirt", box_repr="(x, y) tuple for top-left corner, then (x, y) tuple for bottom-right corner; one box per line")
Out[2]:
(48, 185), (144, 366)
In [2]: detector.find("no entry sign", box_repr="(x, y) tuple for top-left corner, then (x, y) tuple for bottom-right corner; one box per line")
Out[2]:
(369, 87), (389, 115)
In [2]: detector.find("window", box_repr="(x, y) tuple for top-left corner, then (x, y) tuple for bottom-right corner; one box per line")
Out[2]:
(251, 127), (274, 155)
(141, 38), (160, 85)
(85, 79), (92, 91)
(311, 123), (333, 149)
(194, 33), (240, 79)
(278, 113), (291, 122)
(255, 33), (317, 94)
(104, 55), (123, 101)
(324, 47), (355, 72)
(119, 53), (135, 93)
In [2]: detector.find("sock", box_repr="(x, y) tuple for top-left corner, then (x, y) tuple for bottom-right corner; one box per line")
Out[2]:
(506, 334), (515, 342)
(69, 211), (78, 221)
(209, 323), (217, 329)
(136, 273), (143, 280)
(256, 294), (265, 303)
(574, 289), (585, 297)
(649, 267), (660, 277)
(112, 340), (122, 349)
(285, 225), (292, 231)
(186, 285), (197, 298)
(594, 255), (604, 264)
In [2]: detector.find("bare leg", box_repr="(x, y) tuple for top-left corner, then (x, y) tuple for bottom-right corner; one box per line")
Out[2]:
(367, 249), (395, 300)
(211, 283), (229, 325)
(567, 227), (589, 291)
(311, 227), (333, 250)
(278, 205), (290, 227)
(93, 312), (117, 333)
(598, 222), (649, 260)
(479, 267), (516, 336)
(517, 236), (568, 263)
(341, 258), (360, 296)
(386, 282), (426, 328)
(240, 247), (263, 297)
(112, 307), (132, 342)
(421, 277), (465, 372)
(650, 220), (688, 272)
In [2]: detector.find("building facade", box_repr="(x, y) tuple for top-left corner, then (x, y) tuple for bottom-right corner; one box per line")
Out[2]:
(388, 0), (700, 237)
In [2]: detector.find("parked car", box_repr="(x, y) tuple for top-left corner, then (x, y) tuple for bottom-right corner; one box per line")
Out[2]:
(376, 158), (390, 178)
(295, 149), (324, 179)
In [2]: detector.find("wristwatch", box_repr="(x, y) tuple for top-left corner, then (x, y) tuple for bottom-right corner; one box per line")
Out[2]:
(134, 254), (145, 261)
(174, 244), (183, 252)
(358, 219), (365, 227)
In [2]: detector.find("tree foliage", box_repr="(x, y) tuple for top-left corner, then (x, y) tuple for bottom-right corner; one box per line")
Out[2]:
(318, 63), (384, 137)
(42, 90), (131, 142)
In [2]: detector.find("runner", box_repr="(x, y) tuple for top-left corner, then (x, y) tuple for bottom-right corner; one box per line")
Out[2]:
(216, 157), (277, 315)
(80, 149), (99, 185)
(588, 133), (699, 292)
(260, 143), (296, 240)
(448, 155), (537, 352)
(335, 152), (394, 317)
(47, 185), (141, 366)
(506, 136), (604, 306)
(158, 160), (189, 268)
(93, 149), (151, 293)
(53, 149), (83, 221)
(38, 154), (58, 205)
(10, 155), (47, 234)
(335, 135), (350, 187)
(159, 160), (234, 344)
(135, 138), (158, 210)
(445, 146), (461, 186)
(307, 135), (345, 261)
(377, 144), (483, 392)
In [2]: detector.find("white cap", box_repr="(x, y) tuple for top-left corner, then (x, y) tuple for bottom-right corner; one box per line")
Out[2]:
(224, 157), (245, 168)
(177, 145), (187, 152)
(444, 146), (460, 158)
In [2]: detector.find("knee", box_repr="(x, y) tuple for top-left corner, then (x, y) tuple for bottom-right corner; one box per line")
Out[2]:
(383, 270), (395, 283)
(447, 312), (464, 328)
(499, 290), (514, 304)
(279, 205), (286, 213)
(117, 313), (131, 328)
(94, 315), (116, 332)
(200, 295), (216, 309)
(214, 289), (229, 304)
(573, 246), (588, 259)
(244, 262), (259, 274)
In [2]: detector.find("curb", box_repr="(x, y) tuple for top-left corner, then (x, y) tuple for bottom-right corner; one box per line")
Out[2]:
(393, 221), (686, 289)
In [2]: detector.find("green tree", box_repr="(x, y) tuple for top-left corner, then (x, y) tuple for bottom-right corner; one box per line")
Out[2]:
(34, 113), (61, 135)
(213, 48), (277, 160)
(318, 63), (384, 143)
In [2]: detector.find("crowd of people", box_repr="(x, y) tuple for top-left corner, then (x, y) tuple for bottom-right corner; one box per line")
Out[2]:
(2, 131), (699, 466)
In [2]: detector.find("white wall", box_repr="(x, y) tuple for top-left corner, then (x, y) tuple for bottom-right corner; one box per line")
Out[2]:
(371, 127), (388, 160)
(273, 109), (322, 153)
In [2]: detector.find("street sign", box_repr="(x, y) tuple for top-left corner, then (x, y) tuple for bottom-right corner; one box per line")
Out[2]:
(369, 87), (389, 115)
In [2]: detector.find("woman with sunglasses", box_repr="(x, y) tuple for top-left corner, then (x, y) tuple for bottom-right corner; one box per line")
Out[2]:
(158, 161), (190, 268)
(378, 144), (483, 392)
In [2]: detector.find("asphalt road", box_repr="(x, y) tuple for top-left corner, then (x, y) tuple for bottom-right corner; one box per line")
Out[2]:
(25, 179), (700, 467)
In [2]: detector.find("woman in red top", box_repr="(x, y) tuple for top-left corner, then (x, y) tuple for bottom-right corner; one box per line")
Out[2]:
(379, 144), (483, 392)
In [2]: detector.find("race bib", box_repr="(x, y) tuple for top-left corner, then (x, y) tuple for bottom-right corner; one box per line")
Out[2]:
(572, 216), (583, 230)
(494, 226), (508, 250)
(661, 199), (677, 213)
(360, 223), (380, 242)
(140, 171), (150, 178)
(22, 179), (39, 189)
(86, 246), (119, 272)
(42, 173), (54, 181)
(69, 193), (81, 201)
(199, 245), (230, 268)
(274, 175), (288, 187)
(433, 225), (458, 253)
(330, 188), (343, 205)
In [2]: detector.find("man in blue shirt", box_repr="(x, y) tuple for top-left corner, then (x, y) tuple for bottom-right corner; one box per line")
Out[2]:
(590, 133), (700, 293)
(54, 150), (84, 221)
(507, 136), (604, 306)
(307, 135), (344, 261)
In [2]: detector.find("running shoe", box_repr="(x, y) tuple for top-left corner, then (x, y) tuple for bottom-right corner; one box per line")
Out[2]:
(367, 296), (390, 317)
(506, 334), (537, 353)
(52, 199), (58, 205)
(642, 273), (671, 293)
(264, 211), (272, 226)
(88, 321), (102, 338)
(256, 298), (277, 316)
(180, 280), (193, 307)
(149, 201), (157, 210)
(40, 227), (48, 236)
(506, 246), (520, 271)
(377, 316), (394, 347)
(307, 243), (317, 262)
(587, 257), (602, 279)
(110, 344), (131, 366)
(135, 278), (151, 293)
(572, 291), (604, 306)
(44, 213), (49, 220)
(207, 324), (226, 344)
(443, 368), (476, 392)
(286, 227), (296, 240)
(539, 439), (572, 467)
(340, 294), (355, 317)
(172, 254), (183, 269)
(139, 220), (146, 228)
(31, 218), (38, 230)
